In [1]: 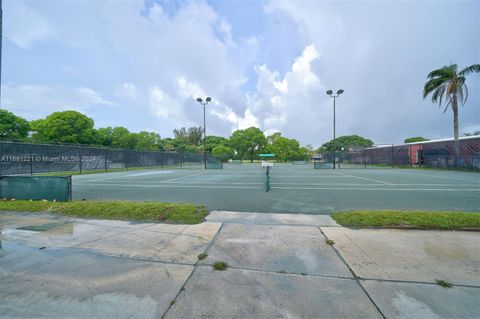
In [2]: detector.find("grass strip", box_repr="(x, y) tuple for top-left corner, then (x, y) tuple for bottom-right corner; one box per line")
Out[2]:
(331, 210), (480, 230)
(0, 200), (208, 224)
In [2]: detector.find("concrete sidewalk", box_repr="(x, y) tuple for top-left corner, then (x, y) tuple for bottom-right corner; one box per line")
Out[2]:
(1, 211), (479, 318)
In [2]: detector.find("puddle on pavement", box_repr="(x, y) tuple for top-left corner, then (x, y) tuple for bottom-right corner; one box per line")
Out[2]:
(0, 214), (76, 250)
(17, 222), (66, 232)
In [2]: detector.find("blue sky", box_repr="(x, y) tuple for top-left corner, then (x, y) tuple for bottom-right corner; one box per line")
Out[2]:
(2, 0), (479, 146)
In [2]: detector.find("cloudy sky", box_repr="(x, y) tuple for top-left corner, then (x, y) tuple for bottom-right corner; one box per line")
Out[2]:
(2, 0), (479, 147)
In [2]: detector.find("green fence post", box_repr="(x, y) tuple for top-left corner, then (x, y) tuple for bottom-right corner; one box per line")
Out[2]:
(30, 143), (33, 175)
(0, 142), (3, 177)
(104, 148), (108, 172)
(78, 151), (82, 174)
(391, 144), (394, 168)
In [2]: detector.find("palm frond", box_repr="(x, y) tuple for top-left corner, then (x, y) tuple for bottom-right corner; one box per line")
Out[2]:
(423, 78), (449, 99)
(442, 98), (452, 113)
(462, 83), (469, 105)
(457, 87), (464, 105)
(459, 64), (480, 76)
(437, 85), (447, 107)
(426, 65), (455, 79)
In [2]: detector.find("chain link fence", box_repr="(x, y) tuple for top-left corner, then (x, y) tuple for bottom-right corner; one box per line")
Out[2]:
(314, 137), (480, 171)
(0, 141), (211, 176)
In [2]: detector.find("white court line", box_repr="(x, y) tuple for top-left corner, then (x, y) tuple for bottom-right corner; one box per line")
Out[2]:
(76, 182), (479, 191)
(160, 171), (204, 183)
(333, 171), (395, 185)
(93, 180), (479, 187)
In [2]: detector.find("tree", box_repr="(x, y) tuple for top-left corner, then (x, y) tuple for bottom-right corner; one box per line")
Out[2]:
(111, 127), (136, 149)
(30, 110), (94, 144)
(0, 109), (29, 140)
(266, 133), (305, 162)
(266, 132), (282, 144)
(320, 135), (374, 152)
(187, 127), (203, 146)
(134, 131), (162, 150)
(173, 127), (188, 143)
(423, 64), (480, 142)
(230, 127), (266, 162)
(404, 137), (430, 144)
(212, 145), (234, 162)
(92, 127), (114, 146)
(162, 138), (176, 151)
(204, 135), (229, 153)
(298, 146), (313, 161)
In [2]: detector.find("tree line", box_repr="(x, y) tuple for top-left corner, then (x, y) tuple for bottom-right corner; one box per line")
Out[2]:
(0, 109), (314, 162)
(5, 108), (471, 162)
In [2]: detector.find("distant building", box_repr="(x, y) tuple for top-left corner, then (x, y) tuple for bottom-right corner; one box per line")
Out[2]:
(370, 135), (480, 167)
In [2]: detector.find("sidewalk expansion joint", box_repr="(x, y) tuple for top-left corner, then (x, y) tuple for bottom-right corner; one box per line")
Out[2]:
(318, 226), (386, 319)
(160, 222), (225, 319)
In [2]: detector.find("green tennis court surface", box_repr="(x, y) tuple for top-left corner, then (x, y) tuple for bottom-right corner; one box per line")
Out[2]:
(73, 164), (479, 214)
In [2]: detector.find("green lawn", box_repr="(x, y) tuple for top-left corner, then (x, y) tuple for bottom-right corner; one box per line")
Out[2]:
(0, 200), (208, 224)
(331, 210), (480, 230)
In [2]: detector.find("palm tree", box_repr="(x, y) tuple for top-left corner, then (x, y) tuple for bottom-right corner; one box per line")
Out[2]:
(423, 64), (480, 142)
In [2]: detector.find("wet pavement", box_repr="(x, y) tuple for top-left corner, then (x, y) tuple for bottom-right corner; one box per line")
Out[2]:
(1, 211), (479, 318)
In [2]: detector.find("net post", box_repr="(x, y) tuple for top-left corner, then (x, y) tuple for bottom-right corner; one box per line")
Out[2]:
(266, 166), (270, 192)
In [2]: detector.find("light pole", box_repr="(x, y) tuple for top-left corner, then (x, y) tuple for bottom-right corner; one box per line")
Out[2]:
(1, 0), (3, 104)
(196, 97), (211, 169)
(326, 89), (344, 169)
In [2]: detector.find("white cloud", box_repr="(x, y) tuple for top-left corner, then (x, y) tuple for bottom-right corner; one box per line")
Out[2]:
(176, 78), (205, 100)
(115, 83), (138, 99)
(2, 84), (115, 119)
(3, 1), (478, 144)
(4, 2), (55, 48)
(148, 86), (179, 119)
(211, 106), (259, 130)
(246, 44), (326, 142)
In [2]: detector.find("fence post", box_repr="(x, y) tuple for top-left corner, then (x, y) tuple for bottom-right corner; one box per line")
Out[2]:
(419, 149), (422, 168)
(30, 143), (33, 175)
(364, 149), (367, 169)
(104, 148), (108, 172)
(391, 144), (394, 168)
(0, 142), (3, 177)
(78, 150), (82, 174)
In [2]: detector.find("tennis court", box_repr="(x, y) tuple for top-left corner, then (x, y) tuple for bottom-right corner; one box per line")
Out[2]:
(72, 163), (479, 214)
